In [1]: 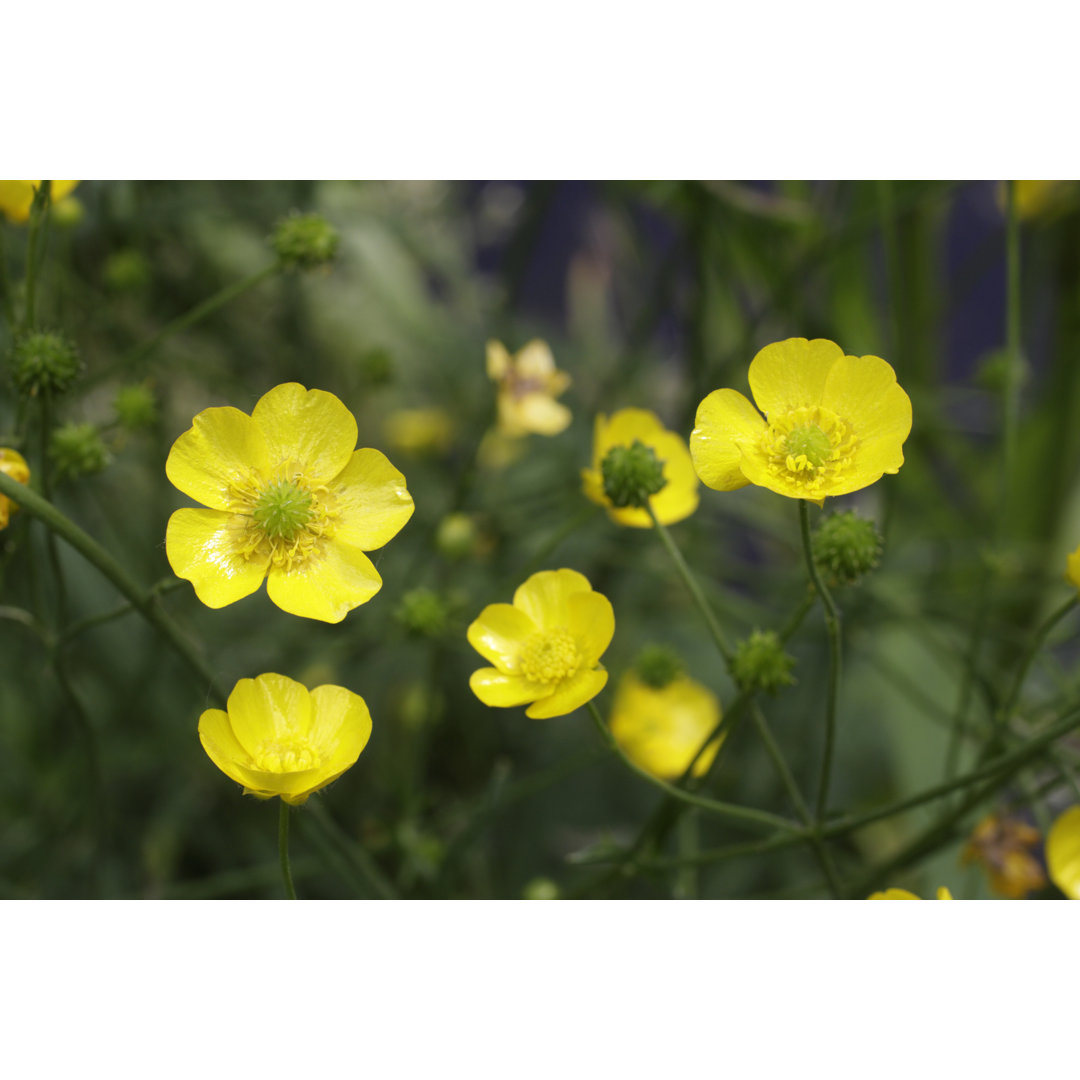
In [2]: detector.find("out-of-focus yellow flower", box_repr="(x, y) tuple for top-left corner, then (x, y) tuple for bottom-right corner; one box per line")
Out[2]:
(0, 448), (30, 529)
(165, 382), (414, 623)
(868, 887), (954, 899)
(608, 671), (721, 779)
(581, 408), (699, 527)
(487, 339), (571, 437)
(690, 338), (912, 503)
(467, 568), (613, 719)
(1046, 806), (1080, 899)
(1065, 543), (1080, 591)
(0, 181), (80, 224)
(999, 180), (1072, 221)
(962, 813), (1046, 898)
(384, 407), (454, 456)
(199, 673), (372, 805)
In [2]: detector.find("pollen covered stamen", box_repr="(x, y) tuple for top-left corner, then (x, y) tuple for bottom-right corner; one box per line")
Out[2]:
(520, 629), (581, 684)
(759, 405), (858, 493)
(253, 736), (321, 774)
(253, 480), (314, 540)
(232, 472), (338, 571)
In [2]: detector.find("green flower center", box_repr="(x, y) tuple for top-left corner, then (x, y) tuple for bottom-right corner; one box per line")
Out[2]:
(253, 480), (314, 540)
(520, 629), (581, 684)
(253, 736), (321, 774)
(783, 424), (833, 470)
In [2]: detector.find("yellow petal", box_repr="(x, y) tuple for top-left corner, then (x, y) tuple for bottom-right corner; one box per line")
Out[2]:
(307, 684), (373, 774)
(513, 568), (593, 629)
(567, 590), (615, 667)
(265, 539), (381, 622)
(486, 339), (511, 380)
(526, 667), (608, 718)
(513, 393), (572, 435)
(328, 448), (414, 551)
(867, 888), (921, 899)
(1047, 806), (1080, 899)
(0, 181), (35, 223)
(591, 408), (664, 459)
(1066, 544), (1080, 591)
(469, 667), (547, 707)
(166, 508), (269, 607)
(467, 603), (538, 672)
(936, 887), (954, 900)
(748, 338), (844, 419)
(51, 181), (80, 202)
(226, 673), (312, 757)
(820, 354), (912, 470)
(515, 339), (558, 379)
(690, 389), (764, 491)
(607, 428), (700, 527)
(165, 406), (271, 511)
(198, 707), (265, 790)
(251, 383), (358, 486)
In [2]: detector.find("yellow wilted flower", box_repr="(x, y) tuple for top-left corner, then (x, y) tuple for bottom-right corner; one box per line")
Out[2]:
(868, 887), (954, 900)
(581, 408), (699, 527)
(165, 382), (414, 623)
(487, 339), (571, 437)
(467, 568), (613, 718)
(0, 448), (30, 529)
(199, 673), (372, 805)
(608, 670), (721, 779)
(1046, 806), (1080, 899)
(0, 181), (80, 224)
(690, 338), (912, 502)
(383, 407), (454, 456)
(962, 813), (1046, 898)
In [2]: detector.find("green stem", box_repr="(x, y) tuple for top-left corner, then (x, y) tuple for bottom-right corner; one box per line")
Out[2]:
(22, 181), (51, 330)
(0, 222), (16, 328)
(586, 700), (798, 834)
(646, 502), (733, 663)
(279, 801), (297, 900)
(996, 596), (1077, 728)
(1002, 179), (1021, 536)
(798, 499), (842, 821)
(943, 567), (991, 786)
(0, 470), (227, 704)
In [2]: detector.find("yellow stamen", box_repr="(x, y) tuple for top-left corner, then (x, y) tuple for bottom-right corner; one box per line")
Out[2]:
(520, 629), (581, 684)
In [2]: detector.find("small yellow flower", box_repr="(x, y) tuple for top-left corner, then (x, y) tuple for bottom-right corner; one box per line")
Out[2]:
(1046, 806), (1080, 899)
(581, 408), (699, 527)
(962, 813), (1046, 898)
(690, 338), (912, 502)
(468, 568), (613, 719)
(999, 180), (1072, 221)
(608, 671), (721, 779)
(165, 382), (414, 623)
(0, 448), (30, 530)
(1065, 543), (1080, 591)
(487, 339), (571, 437)
(868, 887), (954, 900)
(383, 407), (454, 456)
(199, 673), (372, 804)
(0, 181), (80, 224)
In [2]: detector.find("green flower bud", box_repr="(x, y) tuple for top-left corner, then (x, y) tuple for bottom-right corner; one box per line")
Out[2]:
(103, 249), (152, 292)
(271, 211), (339, 270)
(49, 422), (110, 481)
(601, 439), (667, 509)
(811, 511), (883, 586)
(10, 331), (81, 397)
(113, 384), (158, 431)
(633, 644), (684, 689)
(731, 630), (796, 694)
(522, 878), (560, 900)
(51, 196), (85, 229)
(395, 587), (450, 638)
(436, 512), (478, 560)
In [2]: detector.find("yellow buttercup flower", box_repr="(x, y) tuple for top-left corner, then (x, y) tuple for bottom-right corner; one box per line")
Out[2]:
(690, 338), (912, 502)
(468, 568), (613, 719)
(868, 887), (954, 899)
(0, 181), (80, 224)
(0, 448), (31, 529)
(999, 180), (1072, 221)
(199, 673), (372, 805)
(961, 813), (1046, 898)
(1064, 544), (1080, 591)
(384, 407), (454, 456)
(166, 382), (414, 623)
(608, 671), (721, 779)
(1046, 806), (1080, 899)
(581, 408), (699, 527)
(487, 339), (571, 437)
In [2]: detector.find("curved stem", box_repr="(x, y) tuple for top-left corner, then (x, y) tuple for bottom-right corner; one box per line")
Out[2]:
(997, 595), (1077, 728)
(279, 802), (297, 900)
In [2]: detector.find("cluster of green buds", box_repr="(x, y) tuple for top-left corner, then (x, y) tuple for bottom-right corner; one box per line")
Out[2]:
(395, 587), (450, 639)
(10, 330), (81, 397)
(732, 630), (796, 694)
(113, 384), (158, 431)
(811, 511), (883, 587)
(271, 211), (339, 270)
(633, 644), (684, 689)
(601, 439), (667, 508)
(49, 423), (110, 482)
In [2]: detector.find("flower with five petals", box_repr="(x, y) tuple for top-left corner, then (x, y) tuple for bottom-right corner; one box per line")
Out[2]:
(487, 339), (571, 438)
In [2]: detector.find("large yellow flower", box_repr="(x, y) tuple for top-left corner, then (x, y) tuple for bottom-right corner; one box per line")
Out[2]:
(581, 408), (699, 527)
(199, 673), (372, 805)
(487, 339), (571, 437)
(608, 671), (721, 779)
(690, 338), (912, 502)
(166, 382), (414, 623)
(1046, 806), (1080, 899)
(0, 181), (80, 224)
(0, 448), (30, 530)
(868, 887), (954, 899)
(468, 568), (614, 719)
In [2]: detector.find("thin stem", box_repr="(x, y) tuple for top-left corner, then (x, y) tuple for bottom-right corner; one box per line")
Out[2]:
(943, 567), (991, 786)
(279, 802), (297, 900)
(1002, 179), (1021, 535)
(798, 499), (842, 821)
(646, 502), (733, 663)
(22, 181), (51, 330)
(996, 596), (1077, 728)
(586, 700), (798, 834)
(0, 222), (16, 328)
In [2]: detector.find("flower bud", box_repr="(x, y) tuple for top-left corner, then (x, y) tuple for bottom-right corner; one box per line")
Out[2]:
(811, 510), (883, 586)
(522, 878), (560, 900)
(600, 439), (667, 509)
(394, 587), (450, 638)
(103, 249), (152, 292)
(49, 423), (109, 481)
(271, 211), (339, 269)
(731, 630), (796, 694)
(113, 384), (158, 431)
(436, 512), (478, 560)
(632, 644), (684, 689)
(10, 330), (81, 397)
(0, 447), (30, 530)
